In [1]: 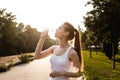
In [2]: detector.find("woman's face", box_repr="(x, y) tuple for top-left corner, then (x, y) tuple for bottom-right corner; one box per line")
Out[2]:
(55, 24), (66, 39)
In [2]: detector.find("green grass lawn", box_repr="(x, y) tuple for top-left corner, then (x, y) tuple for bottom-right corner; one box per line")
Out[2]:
(83, 50), (120, 80)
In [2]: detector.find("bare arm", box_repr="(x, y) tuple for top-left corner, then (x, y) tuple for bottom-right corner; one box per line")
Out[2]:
(49, 49), (83, 78)
(35, 30), (56, 59)
(61, 50), (82, 77)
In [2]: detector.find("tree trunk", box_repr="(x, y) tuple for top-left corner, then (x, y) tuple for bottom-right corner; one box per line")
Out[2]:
(112, 43), (115, 69)
(90, 46), (92, 58)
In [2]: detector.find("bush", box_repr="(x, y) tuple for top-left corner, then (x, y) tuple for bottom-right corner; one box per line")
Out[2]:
(0, 60), (13, 72)
(0, 64), (8, 72)
(7, 60), (13, 68)
(18, 54), (34, 63)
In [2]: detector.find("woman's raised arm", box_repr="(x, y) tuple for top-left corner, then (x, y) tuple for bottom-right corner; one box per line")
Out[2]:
(35, 30), (56, 59)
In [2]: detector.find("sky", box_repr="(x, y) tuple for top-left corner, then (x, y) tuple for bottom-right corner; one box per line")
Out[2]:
(0, 0), (92, 38)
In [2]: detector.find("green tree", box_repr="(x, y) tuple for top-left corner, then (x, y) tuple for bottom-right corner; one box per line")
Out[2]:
(0, 8), (58, 56)
(15, 33), (26, 54)
(82, 30), (99, 58)
(23, 25), (40, 52)
(0, 8), (17, 56)
(84, 0), (120, 69)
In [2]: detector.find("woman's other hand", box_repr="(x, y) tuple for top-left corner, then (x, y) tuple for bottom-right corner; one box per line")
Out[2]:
(49, 71), (64, 78)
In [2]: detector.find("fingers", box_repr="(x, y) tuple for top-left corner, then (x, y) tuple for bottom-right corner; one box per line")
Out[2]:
(49, 71), (61, 78)
(42, 29), (48, 35)
(40, 29), (48, 38)
(49, 71), (56, 78)
(42, 30), (48, 36)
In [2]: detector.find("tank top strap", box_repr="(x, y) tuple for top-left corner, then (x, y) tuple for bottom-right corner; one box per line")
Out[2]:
(64, 46), (72, 57)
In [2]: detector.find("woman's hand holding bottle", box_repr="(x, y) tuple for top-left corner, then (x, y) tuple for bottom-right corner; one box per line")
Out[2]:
(40, 29), (48, 40)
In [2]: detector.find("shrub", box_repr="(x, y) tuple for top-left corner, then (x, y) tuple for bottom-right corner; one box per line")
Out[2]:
(0, 60), (13, 72)
(0, 64), (8, 72)
(7, 60), (13, 68)
(18, 54), (34, 63)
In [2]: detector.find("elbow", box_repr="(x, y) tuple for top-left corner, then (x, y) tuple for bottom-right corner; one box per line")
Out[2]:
(34, 52), (43, 59)
(34, 54), (41, 59)
(34, 56), (39, 59)
(76, 73), (81, 77)
(76, 71), (83, 77)
(34, 52), (40, 59)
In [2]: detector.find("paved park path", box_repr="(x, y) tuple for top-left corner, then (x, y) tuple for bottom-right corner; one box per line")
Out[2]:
(0, 56), (51, 80)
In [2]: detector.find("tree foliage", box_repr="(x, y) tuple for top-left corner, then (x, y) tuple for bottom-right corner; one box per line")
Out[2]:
(84, 0), (120, 59)
(0, 8), (57, 56)
(0, 8), (17, 55)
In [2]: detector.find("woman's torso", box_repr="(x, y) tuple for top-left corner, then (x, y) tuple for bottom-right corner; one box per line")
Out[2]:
(50, 46), (73, 80)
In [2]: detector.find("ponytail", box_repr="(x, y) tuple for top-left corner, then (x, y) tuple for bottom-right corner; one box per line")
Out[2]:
(74, 29), (84, 72)
(63, 22), (84, 72)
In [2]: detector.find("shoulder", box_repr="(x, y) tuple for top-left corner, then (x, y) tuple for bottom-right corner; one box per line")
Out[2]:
(49, 45), (58, 52)
(68, 47), (78, 61)
(69, 47), (77, 55)
(51, 45), (58, 49)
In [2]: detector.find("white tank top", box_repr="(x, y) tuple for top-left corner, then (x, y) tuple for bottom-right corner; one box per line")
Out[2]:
(50, 46), (73, 80)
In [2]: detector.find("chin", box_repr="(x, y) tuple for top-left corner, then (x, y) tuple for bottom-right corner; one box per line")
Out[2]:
(55, 33), (57, 37)
(55, 35), (58, 38)
(55, 35), (59, 39)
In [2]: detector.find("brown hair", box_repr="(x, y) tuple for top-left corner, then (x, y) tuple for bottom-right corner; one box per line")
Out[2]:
(63, 22), (84, 72)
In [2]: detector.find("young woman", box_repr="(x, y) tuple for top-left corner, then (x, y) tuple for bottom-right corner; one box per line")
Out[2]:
(35, 22), (85, 80)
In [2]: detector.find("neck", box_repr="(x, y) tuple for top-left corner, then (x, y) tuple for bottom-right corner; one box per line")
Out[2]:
(59, 39), (69, 48)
